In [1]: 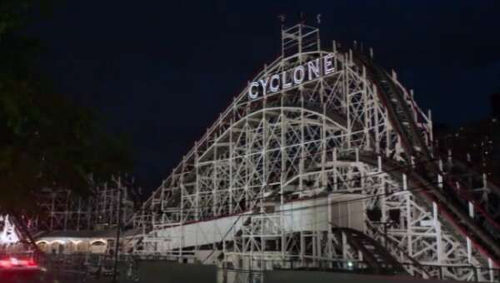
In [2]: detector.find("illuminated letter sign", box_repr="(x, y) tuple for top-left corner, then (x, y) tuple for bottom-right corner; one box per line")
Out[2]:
(323, 54), (334, 75)
(307, 58), (320, 80)
(293, 66), (305, 85)
(248, 54), (336, 99)
(282, 70), (292, 90)
(248, 82), (260, 99)
(269, 74), (280, 93)
(259, 77), (269, 96)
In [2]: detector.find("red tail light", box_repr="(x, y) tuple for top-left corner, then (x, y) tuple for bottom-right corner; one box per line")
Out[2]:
(26, 259), (38, 267)
(0, 257), (38, 268)
(0, 259), (12, 268)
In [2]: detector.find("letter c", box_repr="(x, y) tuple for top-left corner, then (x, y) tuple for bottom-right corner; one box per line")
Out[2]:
(248, 82), (260, 99)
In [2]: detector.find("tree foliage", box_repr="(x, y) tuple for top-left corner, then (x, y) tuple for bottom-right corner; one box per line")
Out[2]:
(0, 0), (133, 212)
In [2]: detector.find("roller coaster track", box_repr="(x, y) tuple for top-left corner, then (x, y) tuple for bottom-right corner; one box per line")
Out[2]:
(442, 157), (500, 236)
(132, 71), (500, 266)
(444, 155), (500, 200)
(128, 28), (500, 281)
(350, 51), (500, 267)
(364, 221), (431, 278)
(331, 227), (406, 274)
(342, 153), (499, 265)
(264, 70), (500, 258)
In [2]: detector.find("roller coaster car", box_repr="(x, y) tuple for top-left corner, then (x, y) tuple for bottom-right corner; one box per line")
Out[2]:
(0, 257), (40, 271)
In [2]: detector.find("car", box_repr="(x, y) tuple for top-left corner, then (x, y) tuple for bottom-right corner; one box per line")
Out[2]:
(0, 257), (44, 282)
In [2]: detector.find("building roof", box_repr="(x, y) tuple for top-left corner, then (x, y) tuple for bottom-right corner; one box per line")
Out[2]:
(35, 228), (141, 240)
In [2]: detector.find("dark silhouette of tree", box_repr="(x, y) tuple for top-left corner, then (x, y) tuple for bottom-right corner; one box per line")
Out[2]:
(0, 0), (133, 212)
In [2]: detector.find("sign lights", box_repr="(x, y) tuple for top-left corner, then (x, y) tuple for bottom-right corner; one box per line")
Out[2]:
(248, 54), (335, 99)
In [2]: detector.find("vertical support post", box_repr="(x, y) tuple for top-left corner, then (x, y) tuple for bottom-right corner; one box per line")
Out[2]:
(403, 174), (408, 191)
(261, 99), (268, 257)
(179, 175), (184, 258)
(333, 149), (338, 191)
(488, 258), (494, 282)
(438, 175), (443, 189)
(300, 231), (305, 263)
(342, 232), (347, 265)
(362, 66), (370, 151)
(385, 108), (391, 157)
(433, 201), (444, 277)
(64, 192), (69, 230)
(280, 94), (286, 259)
(381, 177), (387, 228)
(373, 87), (381, 154)
(344, 53), (351, 148)
(194, 142), (200, 222)
(468, 201), (474, 218)
(467, 236), (472, 265)
(447, 149), (452, 167)
(229, 117), (234, 217)
(112, 177), (123, 283)
(404, 174), (414, 266)
(377, 155), (382, 172)
(428, 109), (433, 144)
(298, 24), (302, 57)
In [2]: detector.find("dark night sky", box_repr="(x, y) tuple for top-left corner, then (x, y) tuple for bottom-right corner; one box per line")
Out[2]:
(28, 0), (500, 191)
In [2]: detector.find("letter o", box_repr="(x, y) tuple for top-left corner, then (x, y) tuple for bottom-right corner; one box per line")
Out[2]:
(293, 66), (305, 85)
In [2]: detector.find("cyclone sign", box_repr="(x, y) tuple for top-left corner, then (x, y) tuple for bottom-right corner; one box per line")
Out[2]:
(248, 54), (335, 99)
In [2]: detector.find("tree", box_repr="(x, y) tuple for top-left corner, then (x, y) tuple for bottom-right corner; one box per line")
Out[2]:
(0, 0), (133, 212)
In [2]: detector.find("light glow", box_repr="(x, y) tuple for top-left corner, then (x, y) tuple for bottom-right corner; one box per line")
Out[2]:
(0, 257), (39, 269)
(248, 54), (336, 99)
